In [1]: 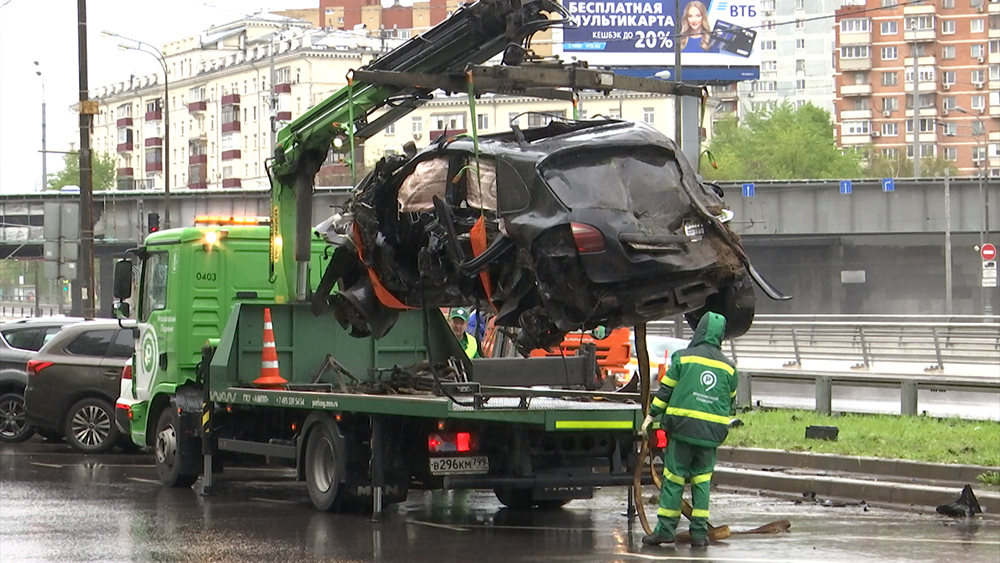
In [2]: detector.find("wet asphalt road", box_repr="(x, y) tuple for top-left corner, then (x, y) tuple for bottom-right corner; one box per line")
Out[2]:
(2, 437), (998, 563)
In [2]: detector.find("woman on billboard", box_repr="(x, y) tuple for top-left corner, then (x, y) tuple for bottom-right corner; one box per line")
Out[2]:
(680, 1), (719, 53)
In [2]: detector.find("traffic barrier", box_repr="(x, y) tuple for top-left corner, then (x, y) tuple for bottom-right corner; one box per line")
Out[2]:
(253, 307), (287, 388)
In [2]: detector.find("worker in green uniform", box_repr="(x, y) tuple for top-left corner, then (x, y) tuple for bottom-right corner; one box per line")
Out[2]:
(448, 307), (480, 359)
(640, 311), (737, 548)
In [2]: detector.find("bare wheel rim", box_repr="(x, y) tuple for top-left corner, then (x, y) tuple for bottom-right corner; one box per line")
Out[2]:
(0, 398), (27, 438)
(310, 435), (336, 494)
(71, 405), (112, 447)
(156, 424), (178, 466)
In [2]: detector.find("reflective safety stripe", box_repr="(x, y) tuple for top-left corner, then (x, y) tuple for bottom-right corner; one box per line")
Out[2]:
(691, 509), (710, 518)
(662, 469), (686, 485)
(660, 376), (678, 387)
(651, 397), (668, 411)
(657, 507), (682, 518)
(730, 389), (737, 398)
(691, 472), (713, 484)
(679, 355), (734, 375)
(665, 406), (730, 425)
(555, 420), (634, 429)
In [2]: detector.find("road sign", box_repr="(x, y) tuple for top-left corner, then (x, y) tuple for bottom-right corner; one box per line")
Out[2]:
(839, 180), (853, 194)
(984, 278), (997, 288)
(982, 243), (997, 261)
(881, 178), (894, 192)
(742, 183), (755, 197)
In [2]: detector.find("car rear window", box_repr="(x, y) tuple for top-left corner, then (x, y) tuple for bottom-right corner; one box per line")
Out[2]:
(1, 328), (40, 351)
(64, 330), (116, 357)
(540, 146), (688, 217)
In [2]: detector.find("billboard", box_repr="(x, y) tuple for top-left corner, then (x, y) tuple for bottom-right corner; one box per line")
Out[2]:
(554, 0), (761, 82)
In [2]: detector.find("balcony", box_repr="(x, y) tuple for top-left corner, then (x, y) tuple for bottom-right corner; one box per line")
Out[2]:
(116, 117), (133, 127)
(839, 58), (871, 71)
(430, 129), (467, 140)
(904, 81), (938, 93)
(222, 178), (242, 188)
(840, 84), (872, 96)
(840, 31), (871, 45)
(145, 109), (162, 121)
(221, 149), (241, 161)
(906, 29), (937, 42)
(222, 121), (241, 133)
(146, 160), (162, 172)
(840, 109), (872, 120)
(903, 56), (937, 67)
(116, 142), (134, 153)
(188, 100), (207, 113)
(221, 93), (240, 106)
(904, 133), (938, 144)
(276, 111), (292, 121)
(274, 83), (292, 94)
(840, 133), (873, 145)
(117, 167), (134, 178)
(188, 180), (208, 190)
(117, 177), (153, 190)
(189, 154), (207, 165)
(905, 107), (939, 118)
(145, 137), (162, 147)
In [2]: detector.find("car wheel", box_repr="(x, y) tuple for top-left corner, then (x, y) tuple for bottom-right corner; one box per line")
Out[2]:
(64, 397), (121, 454)
(305, 419), (344, 512)
(154, 407), (199, 488)
(0, 392), (35, 443)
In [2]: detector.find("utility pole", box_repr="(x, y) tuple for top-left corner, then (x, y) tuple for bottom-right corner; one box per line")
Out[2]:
(909, 18), (921, 178)
(34, 62), (47, 192)
(944, 170), (952, 315)
(76, 0), (96, 318)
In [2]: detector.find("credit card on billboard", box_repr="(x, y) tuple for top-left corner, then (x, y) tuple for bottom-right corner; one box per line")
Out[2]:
(708, 21), (757, 57)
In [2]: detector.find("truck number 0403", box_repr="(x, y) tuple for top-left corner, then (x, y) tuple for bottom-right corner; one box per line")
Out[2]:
(195, 272), (217, 281)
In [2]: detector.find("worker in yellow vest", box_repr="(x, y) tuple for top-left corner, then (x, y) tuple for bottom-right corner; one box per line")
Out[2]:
(448, 307), (480, 359)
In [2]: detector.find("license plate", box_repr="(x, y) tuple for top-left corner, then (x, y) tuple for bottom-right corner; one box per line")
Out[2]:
(429, 456), (489, 475)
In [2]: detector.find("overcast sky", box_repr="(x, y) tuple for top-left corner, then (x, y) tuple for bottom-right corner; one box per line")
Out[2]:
(0, 0), (408, 195)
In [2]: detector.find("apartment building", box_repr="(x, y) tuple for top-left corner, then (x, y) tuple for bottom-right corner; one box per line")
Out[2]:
(715, 0), (842, 125)
(833, 0), (1000, 177)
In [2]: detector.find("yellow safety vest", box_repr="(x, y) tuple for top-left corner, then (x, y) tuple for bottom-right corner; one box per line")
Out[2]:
(461, 333), (479, 359)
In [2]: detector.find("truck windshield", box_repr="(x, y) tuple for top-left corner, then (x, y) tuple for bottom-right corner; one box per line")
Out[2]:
(140, 251), (169, 322)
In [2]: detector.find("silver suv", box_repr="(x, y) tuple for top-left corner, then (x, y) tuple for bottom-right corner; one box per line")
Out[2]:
(0, 316), (84, 442)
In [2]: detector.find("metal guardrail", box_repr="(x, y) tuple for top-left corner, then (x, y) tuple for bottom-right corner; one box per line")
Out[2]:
(648, 315), (1000, 372)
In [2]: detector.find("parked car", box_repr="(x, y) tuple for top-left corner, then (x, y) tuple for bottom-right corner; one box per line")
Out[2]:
(0, 316), (84, 443)
(24, 319), (134, 453)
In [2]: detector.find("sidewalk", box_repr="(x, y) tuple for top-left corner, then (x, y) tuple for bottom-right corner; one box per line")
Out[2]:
(715, 447), (1000, 516)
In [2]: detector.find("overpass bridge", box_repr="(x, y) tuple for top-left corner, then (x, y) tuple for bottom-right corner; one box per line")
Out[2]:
(1, 177), (997, 316)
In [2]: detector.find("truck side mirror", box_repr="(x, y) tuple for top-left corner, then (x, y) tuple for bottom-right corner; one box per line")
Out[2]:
(113, 301), (130, 319)
(113, 259), (133, 300)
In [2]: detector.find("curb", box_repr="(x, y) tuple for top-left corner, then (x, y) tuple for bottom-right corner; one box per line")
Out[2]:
(715, 447), (1000, 515)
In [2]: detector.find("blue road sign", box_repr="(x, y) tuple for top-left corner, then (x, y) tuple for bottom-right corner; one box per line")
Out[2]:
(840, 180), (853, 194)
(742, 183), (755, 197)
(882, 178), (895, 192)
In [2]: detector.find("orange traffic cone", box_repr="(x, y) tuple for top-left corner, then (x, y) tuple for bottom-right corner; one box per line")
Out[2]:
(254, 307), (287, 388)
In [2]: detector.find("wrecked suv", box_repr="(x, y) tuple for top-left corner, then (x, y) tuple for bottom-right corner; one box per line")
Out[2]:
(316, 118), (783, 352)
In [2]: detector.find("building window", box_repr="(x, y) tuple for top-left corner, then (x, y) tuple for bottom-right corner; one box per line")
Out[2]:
(972, 69), (986, 83)
(880, 0), (897, 6)
(942, 20), (956, 34)
(762, 40), (777, 50)
(908, 15), (934, 31)
(795, 0), (804, 9)
(971, 19), (984, 33)
(796, 79), (806, 90)
(753, 81), (777, 91)
(761, 0), (775, 9)
(841, 19), (869, 33)
(880, 46), (897, 60)
(882, 71), (898, 86)
(854, 73), (868, 85)
(795, 59), (805, 72)
(904, 119), (936, 133)
(608, 107), (621, 119)
(943, 97), (956, 110)
(971, 44), (985, 58)
(842, 121), (870, 135)
(476, 113), (489, 130)
(905, 67), (936, 83)
(433, 113), (466, 130)
(384, 123), (395, 135)
(941, 45), (956, 59)
(942, 71), (957, 85)
(943, 147), (957, 161)
(881, 21), (897, 35)
(763, 20), (776, 30)
(642, 107), (655, 124)
(973, 146), (986, 163)
(972, 121), (985, 135)
(411, 117), (422, 134)
(940, 121), (957, 136)
(882, 97), (898, 111)
(882, 147), (900, 159)
(762, 60), (778, 72)
(795, 38), (805, 50)
(795, 19), (805, 30)
(971, 95), (986, 110)
(508, 112), (521, 127)
(841, 46), (870, 59)
(221, 132), (236, 151)
(881, 123), (898, 136)
(853, 98), (870, 110)
(942, 0), (954, 7)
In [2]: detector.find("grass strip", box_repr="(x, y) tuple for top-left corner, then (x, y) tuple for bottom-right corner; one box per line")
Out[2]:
(726, 409), (1000, 468)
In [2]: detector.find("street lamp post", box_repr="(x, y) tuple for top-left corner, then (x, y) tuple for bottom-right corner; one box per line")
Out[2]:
(33, 61), (47, 192)
(953, 105), (991, 316)
(102, 31), (170, 229)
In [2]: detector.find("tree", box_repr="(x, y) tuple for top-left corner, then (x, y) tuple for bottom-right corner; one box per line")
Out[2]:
(46, 151), (117, 191)
(864, 150), (958, 179)
(699, 101), (864, 181)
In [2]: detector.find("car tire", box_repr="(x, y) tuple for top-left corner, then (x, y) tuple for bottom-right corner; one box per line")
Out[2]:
(305, 419), (345, 512)
(154, 407), (199, 488)
(0, 392), (35, 443)
(64, 397), (121, 454)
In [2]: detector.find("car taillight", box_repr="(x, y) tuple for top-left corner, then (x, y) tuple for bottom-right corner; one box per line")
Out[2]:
(121, 364), (132, 380)
(428, 431), (476, 453)
(26, 359), (53, 376)
(570, 223), (606, 253)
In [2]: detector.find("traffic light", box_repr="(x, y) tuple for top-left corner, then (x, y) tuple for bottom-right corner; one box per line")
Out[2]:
(147, 212), (160, 233)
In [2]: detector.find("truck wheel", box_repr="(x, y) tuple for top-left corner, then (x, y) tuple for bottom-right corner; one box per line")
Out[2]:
(494, 487), (571, 509)
(0, 392), (34, 443)
(64, 397), (121, 454)
(155, 407), (199, 488)
(305, 421), (344, 511)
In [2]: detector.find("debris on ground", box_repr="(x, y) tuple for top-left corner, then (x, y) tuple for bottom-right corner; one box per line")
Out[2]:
(936, 485), (983, 517)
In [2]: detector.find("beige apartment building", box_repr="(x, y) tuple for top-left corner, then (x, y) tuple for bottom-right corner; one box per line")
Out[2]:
(90, 12), (703, 192)
(833, 0), (1000, 177)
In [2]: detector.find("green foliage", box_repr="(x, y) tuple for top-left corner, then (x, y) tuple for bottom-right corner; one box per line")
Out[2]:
(727, 409), (1000, 467)
(46, 151), (117, 191)
(978, 471), (1000, 486)
(700, 101), (864, 181)
(865, 150), (958, 179)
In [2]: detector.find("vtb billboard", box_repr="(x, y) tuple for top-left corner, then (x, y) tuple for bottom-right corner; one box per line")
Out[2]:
(554, 0), (762, 82)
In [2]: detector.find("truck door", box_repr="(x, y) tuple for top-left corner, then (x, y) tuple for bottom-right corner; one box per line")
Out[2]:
(134, 250), (170, 402)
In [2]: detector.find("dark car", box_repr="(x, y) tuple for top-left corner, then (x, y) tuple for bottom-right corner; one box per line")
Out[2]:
(315, 118), (785, 353)
(0, 316), (84, 443)
(24, 320), (135, 453)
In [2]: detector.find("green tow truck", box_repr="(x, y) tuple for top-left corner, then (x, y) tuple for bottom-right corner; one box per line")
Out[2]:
(111, 0), (663, 513)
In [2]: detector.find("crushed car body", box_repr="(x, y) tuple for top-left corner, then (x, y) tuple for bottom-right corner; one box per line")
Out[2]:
(314, 117), (786, 353)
